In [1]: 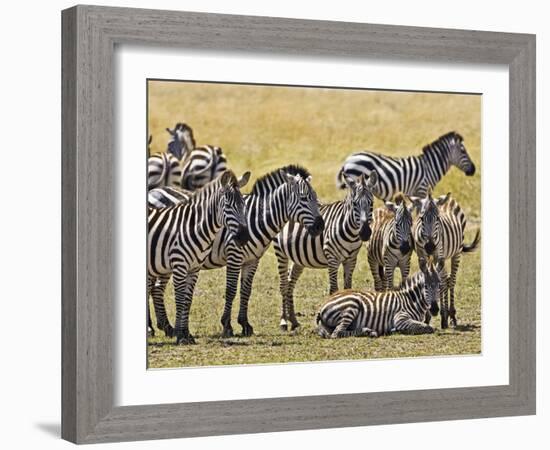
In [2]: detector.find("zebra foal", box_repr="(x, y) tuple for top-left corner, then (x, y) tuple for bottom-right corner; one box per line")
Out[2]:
(273, 172), (377, 331)
(410, 193), (480, 328)
(367, 194), (414, 291)
(336, 131), (476, 200)
(317, 260), (442, 339)
(147, 170), (250, 344)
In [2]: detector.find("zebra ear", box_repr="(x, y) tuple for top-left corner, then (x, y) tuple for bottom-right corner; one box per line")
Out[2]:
(385, 202), (397, 213)
(436, 192), (451, 206)
(305, 175), (312, 184)
(238, 171), (251, 188)
(220, 170), (232, 186)
(366, 171), (378, 188)
(166, 127), (175, 136)
(408, 196), (422, 211)
(342, 173), (355, 189)
(419, 258), (427, 273)
(148, 135), (152, 145)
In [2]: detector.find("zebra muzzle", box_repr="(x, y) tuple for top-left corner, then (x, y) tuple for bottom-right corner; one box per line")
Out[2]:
(234, 226), (250, 247)
(308, 216), (325, 237)
(424, 241), (436, 255)
(359, 223), (371, 241)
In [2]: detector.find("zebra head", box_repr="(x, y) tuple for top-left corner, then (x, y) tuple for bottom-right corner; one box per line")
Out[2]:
(166, 123), (195, 160)
(409, 192), (451, 256)
(342, 171), (378, 241)
(419, 258), (443, 313)
(385, 194), (413, 254)
(218, 170), (251, 247)
(282, 168), (324, 237)
(446, 132), (476, 176)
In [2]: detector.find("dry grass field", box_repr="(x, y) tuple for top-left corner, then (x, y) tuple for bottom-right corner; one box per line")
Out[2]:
(147, 80), (482, 369)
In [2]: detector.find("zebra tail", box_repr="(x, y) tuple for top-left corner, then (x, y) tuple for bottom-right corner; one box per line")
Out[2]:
(335, 167), (347, 190)
(316, 314), (332, 339)
(463, 229), (481, 253)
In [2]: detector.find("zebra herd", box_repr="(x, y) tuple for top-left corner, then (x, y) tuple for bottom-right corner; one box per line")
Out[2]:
(147, 124), (480, 344)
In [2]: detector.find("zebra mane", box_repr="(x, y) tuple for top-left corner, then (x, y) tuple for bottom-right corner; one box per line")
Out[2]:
(397, 271), (424, 293)
(250, 165), (311, 195)
(422, 131), (463, 154)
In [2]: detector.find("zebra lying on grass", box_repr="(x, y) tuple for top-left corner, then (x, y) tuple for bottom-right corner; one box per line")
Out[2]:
(316, 260), (443, 339)
(336, 131), (476, 200)
(148, 166), (324, 338)
(367, 194), (414, 291)
(147, 170), (250, 344)
(147, 123), (195, 189)
(273, 172), (377, 331)
(410, 192), (481, 328)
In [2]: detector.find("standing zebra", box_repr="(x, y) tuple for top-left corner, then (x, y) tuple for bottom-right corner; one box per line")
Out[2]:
(410, 193), (480, 328)
(336, 131), (476, 200)
(148, 165), (325, 338)
(368, 194), (414, 291)
(317, 260), (443, 338)
(273, 171), (378, 331)
(147, 123), (195, 190)
(147, 170), (250, 344)
(180, 145), (228, 191)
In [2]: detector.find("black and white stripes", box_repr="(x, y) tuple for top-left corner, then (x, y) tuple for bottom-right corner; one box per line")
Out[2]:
(336, 131), (476, 200)
(273, 172), (377, 331)
(147, 171), (250, 344)
(317, 260), (442, 338)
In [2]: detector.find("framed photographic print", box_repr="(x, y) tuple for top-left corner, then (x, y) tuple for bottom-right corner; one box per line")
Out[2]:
(62, 5), (536, 444)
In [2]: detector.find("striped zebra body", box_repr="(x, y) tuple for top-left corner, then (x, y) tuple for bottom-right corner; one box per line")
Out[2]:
(148, 186), (191, 208)
(147, 153), (181, 190)
(368, 195), (414, 291)
(147, 171), (250, 344)
(411, 193), (481, 328)
(148, 166), (324, 338)
(273, 172), (378, 331)
(317, 263), (441, 338)
(336, 131), (476, 200)
(180, 145), (228, 190)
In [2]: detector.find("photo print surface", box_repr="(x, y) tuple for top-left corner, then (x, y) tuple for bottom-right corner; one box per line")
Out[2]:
(146, 80), (481, 369)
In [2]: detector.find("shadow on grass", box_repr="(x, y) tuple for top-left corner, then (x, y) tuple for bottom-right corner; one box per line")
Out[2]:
(453, 323), (480, 332)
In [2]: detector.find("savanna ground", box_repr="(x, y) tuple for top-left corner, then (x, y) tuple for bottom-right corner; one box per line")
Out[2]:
(147, 80), (482, 368)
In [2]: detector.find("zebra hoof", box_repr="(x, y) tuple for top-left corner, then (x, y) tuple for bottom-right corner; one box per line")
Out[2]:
(369, 331), (378, 338)
(147, 327), (155, 338)
(290, 322), (301, 331)
(163, 325), (175, 338)
(279, 323), (288, 332)
(241, 323), (254, 337)
(176, 334), (196, 345)
(221, 328), (234, 338)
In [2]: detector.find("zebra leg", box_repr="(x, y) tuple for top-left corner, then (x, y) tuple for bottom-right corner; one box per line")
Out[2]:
(331, 307), (359, 338)
(394, 314), (435, 335)
(327, 258), (340, 295)
(220, 250), (243, 338)
(147, 276), (155, 337)
(150, 275), (173, 337)
(276, 252), (291, 331)
(286, 264), (305, 330)
(173, 269), (199, 345)
(383, 262), (396, 290)
(439, 267), (450, 329)
(237, 260), (260, 337)
(449, 255), (461, 327)
(343, 256), (358, 290)
(368, 251), (383, 291)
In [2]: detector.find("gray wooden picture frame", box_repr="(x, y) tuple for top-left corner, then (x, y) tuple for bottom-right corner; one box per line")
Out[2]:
(61, 5), (536, 444)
